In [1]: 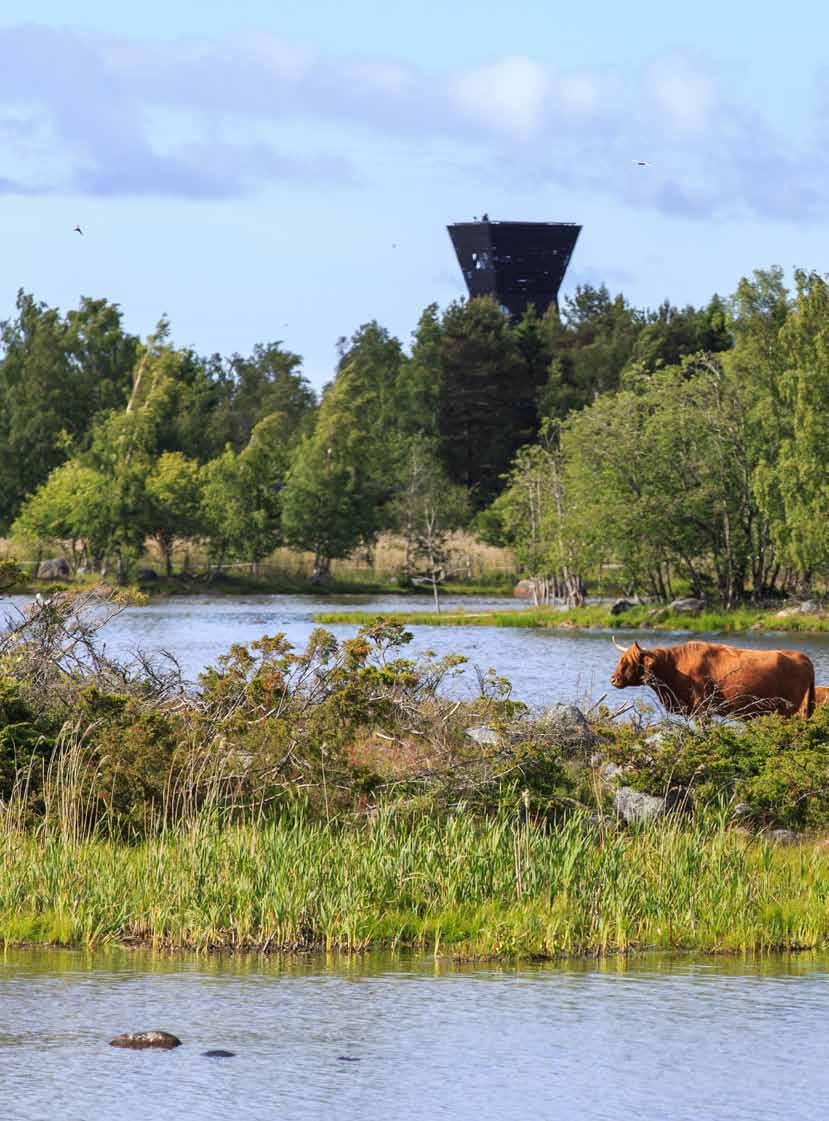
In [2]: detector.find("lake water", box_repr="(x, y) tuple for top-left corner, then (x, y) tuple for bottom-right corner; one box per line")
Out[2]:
(2, 947), (828, 1121)
(6, 593), (829, 710)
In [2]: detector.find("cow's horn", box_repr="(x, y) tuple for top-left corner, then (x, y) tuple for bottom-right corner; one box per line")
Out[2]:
(611, 635), (628, 653)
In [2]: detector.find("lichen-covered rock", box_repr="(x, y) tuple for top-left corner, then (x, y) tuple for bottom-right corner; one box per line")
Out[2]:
(767, 829), (802, 846)
(536, 704), (597, 753)
(109, 1031), (182, 1050)
(465, 725), (499, 747)
(615, 786), (666, 824)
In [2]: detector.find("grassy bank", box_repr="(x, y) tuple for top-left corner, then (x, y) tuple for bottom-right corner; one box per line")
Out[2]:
(313, 603), (829, 635)
(2, 811), (828, 957)
(5, 571), (517, 600)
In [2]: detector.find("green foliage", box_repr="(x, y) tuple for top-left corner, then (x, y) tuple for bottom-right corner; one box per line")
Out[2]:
(145, 452), (202, 575)
(604, 707), (829, 829)
(280, 371), (387, 577)
(0, 676), (57, 799)
(391, 437), (470, 606)
(0, 292), (138, 530)
(437, 297), (528, 504)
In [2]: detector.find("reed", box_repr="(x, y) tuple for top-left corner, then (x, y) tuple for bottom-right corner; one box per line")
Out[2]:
(2, 797), (828, 957)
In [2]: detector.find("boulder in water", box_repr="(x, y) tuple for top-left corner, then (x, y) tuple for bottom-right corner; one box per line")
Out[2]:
(110, 1030), (182, 1050)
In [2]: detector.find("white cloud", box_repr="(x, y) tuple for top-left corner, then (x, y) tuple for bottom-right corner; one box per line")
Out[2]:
(452, 56), (551, 139)
(0, 25), (823, 223)
(647, 57), (717, 134)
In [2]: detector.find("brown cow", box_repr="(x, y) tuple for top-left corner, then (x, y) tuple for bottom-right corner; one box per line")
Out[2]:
(610, 638), (815, 718)
(816, 686), (829, 708)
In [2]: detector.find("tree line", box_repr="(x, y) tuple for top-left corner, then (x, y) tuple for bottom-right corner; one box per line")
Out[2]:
(3, 268), (827, 602)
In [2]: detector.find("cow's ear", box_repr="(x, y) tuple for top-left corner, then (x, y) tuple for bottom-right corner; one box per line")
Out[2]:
(641, 649), (656, 667)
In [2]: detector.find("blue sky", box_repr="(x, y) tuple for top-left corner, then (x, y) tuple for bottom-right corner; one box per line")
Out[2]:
(2, 1), (828, 386)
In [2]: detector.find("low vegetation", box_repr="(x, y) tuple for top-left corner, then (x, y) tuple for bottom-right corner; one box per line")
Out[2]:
(2, 589), (829, 958)
(313, 603), (829, 635)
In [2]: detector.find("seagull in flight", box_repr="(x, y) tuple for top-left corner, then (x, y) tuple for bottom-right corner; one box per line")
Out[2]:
(632, 160), (651, 168)
(73, 224), (84, 235)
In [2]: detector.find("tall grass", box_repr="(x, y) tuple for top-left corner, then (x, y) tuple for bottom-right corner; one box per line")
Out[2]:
(3, 791), (829, 956)
(314, 604), (829, 635)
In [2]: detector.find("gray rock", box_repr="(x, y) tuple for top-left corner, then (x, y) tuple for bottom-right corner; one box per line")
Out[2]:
(110, 1030), (182, 1050)
(767, 829), (802, 846)
(610, 599), (635, 616)
(36, 557), (70, 580)
(600, 761), (626, 784)
(799, 600), (819, 614)
(537, 703), (597, 752)
(465, 725), (500, 747)
(730, 802), (754, 821)
(615, 786), (666, 824)
(668, 597), (705, 615)
(513, 579), (536, 599)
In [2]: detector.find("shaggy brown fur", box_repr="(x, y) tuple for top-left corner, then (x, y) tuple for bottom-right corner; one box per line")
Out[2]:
(610, 639), (815, 719)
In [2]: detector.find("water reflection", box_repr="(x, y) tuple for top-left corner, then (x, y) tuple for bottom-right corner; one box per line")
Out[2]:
(1, 947), (828, 1120)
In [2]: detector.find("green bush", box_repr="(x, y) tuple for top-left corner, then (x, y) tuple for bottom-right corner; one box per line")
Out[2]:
(603, 707), (829, 828)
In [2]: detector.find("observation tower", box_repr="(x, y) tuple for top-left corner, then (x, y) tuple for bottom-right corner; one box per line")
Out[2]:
(447, 217), (581, 319)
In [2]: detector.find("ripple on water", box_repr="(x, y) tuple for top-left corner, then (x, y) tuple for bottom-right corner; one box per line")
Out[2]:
(0, 950), (828, 1120)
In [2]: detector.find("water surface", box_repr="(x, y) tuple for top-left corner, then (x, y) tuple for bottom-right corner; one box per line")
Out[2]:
(6, 593), (829, 709)
(1, 948), (827, 1120)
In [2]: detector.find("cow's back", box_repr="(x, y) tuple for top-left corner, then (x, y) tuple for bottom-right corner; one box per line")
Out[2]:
(669, 641), (814, 717)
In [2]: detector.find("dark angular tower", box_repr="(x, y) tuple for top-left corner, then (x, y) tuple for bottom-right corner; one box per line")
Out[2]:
(447, 218), (581, 319)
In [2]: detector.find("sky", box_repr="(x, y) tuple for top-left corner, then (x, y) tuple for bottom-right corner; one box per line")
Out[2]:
(2, 0), (829, 387)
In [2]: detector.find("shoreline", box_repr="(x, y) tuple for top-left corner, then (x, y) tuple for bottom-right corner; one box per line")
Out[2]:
(312, 604), (829, 636)
(5, 575), (518, 600)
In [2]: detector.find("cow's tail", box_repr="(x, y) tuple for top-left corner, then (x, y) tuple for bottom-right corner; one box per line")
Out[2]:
(800, 671), (816, 719)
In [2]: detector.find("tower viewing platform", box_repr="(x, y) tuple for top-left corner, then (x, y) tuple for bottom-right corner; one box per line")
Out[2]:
(447, 218), (581, 319)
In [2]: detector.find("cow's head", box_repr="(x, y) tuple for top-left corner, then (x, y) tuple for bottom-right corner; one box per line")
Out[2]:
(610, 638), (653, 688)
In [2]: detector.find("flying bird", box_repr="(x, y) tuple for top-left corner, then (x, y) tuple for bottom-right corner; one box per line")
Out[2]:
(632, 160), (651, 168)
(73, 225), (84, 235)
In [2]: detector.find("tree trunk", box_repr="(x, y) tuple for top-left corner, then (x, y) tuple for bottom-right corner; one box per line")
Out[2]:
(312, 552), (331, 584)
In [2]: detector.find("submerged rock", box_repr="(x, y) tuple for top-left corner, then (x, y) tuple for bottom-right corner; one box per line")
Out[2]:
(109, 1031), (182, 1050)
(203, 1049), (235, 1058)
